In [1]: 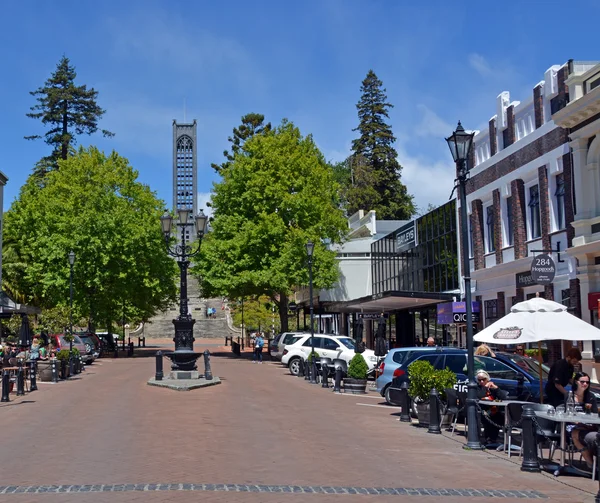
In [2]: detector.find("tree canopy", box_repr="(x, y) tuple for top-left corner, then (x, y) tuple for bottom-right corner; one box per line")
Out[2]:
(347, 70), (415, 219)
(3, 147), (176, 331)
(194, 120), (347, 331)
(25, 56), (113, 175)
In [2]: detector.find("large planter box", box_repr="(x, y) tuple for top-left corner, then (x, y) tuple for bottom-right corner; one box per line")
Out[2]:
(416, 401), (430, 428)
(343, 378), (367, 394)
(38, 360), (55, 382)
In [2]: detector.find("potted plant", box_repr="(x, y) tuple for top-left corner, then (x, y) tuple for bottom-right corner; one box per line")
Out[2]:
(56, 349), (71, 379)
(408, 360), (456, 427)
(344, 353), (369, 394)
(71, 347), (81, 373)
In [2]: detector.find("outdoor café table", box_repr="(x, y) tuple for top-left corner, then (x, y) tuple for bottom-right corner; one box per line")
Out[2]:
(534, 409), (600, 477)
(477, 399), (531, 451)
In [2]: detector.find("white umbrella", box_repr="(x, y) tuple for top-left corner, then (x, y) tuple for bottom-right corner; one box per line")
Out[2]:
(474, 297), (600, 344)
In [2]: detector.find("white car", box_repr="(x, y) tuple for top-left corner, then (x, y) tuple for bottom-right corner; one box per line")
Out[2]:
(281, 334), (378, 376)
(271, 331), (308, 360)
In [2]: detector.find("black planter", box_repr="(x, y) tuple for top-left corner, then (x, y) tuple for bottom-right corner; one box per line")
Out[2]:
(416, 400), (430, 428)
(343, 378), (367, 394)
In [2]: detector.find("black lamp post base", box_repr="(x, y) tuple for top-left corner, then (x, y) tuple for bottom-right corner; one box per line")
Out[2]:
(168, 318), (198, 371)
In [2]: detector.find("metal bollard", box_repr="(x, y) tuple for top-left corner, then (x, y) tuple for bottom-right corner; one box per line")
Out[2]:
(298, 358), (305, 377)
(114, 344), (118, 358)
(1, 370), (10, 402)
(332, 366), (342, 393)
(224, 336), (229, 347)
(16, 365), (25, 396)
(427, 388), (441, 434)
(138, 337), (142, 347)
(51, 359), (59, 383)
(399, 381), (411, 422)
(142, 337), (146, 348)
(69, 354), (74, 376)
(203, 350), (213, 380)
(80, 355), (84, 371)
(321, 363), (329, 388)
(128, 341), (134, 357)
(29, 361), (38, 392)
(304, 360), (311, 381)
(155, 350), (163, 381)
(520, 405), (541, 472)
(310, 360), (318, 385)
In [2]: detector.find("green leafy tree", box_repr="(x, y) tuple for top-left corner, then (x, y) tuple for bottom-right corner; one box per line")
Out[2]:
(348, 70), (415, 219)
(3, 147), (176, 331)
(194, 120), (347, 331)
(231, 295), (280, 333)
(211, 113), (271, 174)
(25, 56), (114, 175)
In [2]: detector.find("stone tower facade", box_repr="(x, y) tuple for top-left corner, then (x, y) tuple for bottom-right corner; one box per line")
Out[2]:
(172, 120), (198, 242)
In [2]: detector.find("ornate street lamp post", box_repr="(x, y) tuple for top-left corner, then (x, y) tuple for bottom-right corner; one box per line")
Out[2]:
(306, 240), (317, 384)
(160, 208), (208, 371)
(68, 250), (75, 376)
(446, 121), (482, 450)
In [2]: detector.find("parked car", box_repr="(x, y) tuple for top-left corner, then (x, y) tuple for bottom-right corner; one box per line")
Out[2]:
(272, 331), (308, 361)
(376, 347), (559, 404)
(282, 334), (378, 376)
(49, 334), (95, 364)
(95, 332), (120, 351)
(76, 332), (102, 359)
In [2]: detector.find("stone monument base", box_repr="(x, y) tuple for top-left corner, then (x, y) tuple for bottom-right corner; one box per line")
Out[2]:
(147, 376), (221, 391)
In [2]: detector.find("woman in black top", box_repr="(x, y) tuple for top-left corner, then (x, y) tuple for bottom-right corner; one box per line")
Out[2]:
(570, 372), (598, 467)
(476, 370), (509, 444)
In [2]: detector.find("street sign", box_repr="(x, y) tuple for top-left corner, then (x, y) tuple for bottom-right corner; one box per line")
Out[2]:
(288, 302), (297, 312)
(530, 253), (556, 285)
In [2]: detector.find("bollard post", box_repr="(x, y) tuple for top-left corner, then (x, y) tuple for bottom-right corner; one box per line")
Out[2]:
(333, 366), (342, 393)
(51, 359), (59, 383)
(224, 336), (229, 347)
(69, 354), (74, 376)
(138, 337), (141, 348)
(16, 365), (25, 396)
(79, 356), (84, 372)
(203, 350), (213, 380)
(114, 344), (118, 358)
(155, 350), (163, 381)
(427, 388), (441, 434)
(30, 361), (38, 392)
(400, 381), (412, 422)
(128, 341), (134, 357)
(310, 360), (318, 385)
(298, 358), (305, 377)
(304, 359), (311, 381)
(142, 337), (146, 348)
(520, 405), (541, 472)
(321, 363), (329, 388)
(1, 370), (10, 402)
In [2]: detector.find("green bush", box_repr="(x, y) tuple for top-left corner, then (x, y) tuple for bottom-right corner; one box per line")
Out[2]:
(525, 348), (547, 361)
(56, 349), (70, 361)
(71, 347), (80, 357)
(408, 360), (457, 402)
(307, 351), (320, 362)
(347, 353), (368, 380)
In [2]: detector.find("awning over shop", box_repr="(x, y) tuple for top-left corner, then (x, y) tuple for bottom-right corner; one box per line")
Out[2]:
(345, 291), (454, 313)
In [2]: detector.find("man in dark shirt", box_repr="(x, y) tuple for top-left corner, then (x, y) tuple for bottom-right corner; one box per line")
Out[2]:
(545, 347), (582, 406)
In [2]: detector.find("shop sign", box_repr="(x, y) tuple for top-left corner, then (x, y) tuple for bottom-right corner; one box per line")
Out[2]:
(395, 222), (416, 253)
(356, 313), (389, 320)
(516, 271), (536, 288)
(437, 301), (481, 324)
(530, 253), (556, 285)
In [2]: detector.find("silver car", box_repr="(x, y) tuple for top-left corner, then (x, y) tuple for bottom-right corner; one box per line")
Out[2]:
(272, 331), (308, 360)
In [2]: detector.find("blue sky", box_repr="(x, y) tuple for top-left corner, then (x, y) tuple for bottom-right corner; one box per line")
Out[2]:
(1, 0), (599, 216)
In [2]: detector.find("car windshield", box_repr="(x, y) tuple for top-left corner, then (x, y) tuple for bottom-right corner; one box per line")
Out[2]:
(337, 338), (355, 349)
(502, 353), (549, 380)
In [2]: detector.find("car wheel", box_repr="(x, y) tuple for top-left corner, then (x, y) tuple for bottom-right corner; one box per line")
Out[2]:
(384, 385), (396, 405)
(288, 357), (301, 376)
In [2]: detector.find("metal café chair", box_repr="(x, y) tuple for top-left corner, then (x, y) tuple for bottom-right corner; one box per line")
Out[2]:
(506, 402), (525, 458)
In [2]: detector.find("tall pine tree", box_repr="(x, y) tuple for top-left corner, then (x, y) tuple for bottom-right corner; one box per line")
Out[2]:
(348, 70), (415, 219)
(25, 56), (114, 175)
(211, 113), (271, 173)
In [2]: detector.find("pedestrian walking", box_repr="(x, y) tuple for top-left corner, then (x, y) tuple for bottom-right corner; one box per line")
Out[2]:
(253, 332), (264, 364)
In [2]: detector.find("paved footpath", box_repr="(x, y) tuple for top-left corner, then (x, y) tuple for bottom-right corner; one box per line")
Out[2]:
(0, 340), (597, 503)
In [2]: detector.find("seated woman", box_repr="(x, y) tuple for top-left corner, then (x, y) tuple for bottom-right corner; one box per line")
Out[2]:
(568, 372), (598, 467)
(476, 370), (508, 444)
(475, 344), (496, 358)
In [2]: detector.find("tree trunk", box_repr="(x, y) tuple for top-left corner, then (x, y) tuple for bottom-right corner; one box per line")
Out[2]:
(279, 292), (288, 332)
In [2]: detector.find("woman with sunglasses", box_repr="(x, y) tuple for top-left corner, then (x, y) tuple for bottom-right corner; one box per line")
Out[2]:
(569, 372), (598, 467)
(476, 370), (509, 444)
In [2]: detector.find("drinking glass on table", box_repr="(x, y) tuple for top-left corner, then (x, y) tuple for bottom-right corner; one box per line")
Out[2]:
(547, 406), (556, 416)
(556, 405), (565, 416)
(585, 403), (592, 415)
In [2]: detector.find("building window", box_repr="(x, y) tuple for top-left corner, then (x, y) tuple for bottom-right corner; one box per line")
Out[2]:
(555, 173), (565, 230)
(528, 185), (541, 239)
(484, 299), (498, 325)
(506, 196), (513, 246)
(486, 206), (495, 253)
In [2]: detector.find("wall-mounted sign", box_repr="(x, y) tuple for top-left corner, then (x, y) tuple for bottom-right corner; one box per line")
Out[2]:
(288, 302), (297, 312)
(516, 271), (536, 288)
(395, 222), (416, 253)
(530, 253), (556, 285)
(437, 302), (481, 325)
(356, 313), (389, 320)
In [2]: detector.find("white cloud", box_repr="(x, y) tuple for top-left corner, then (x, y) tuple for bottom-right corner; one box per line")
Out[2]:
(468, 53), (492, 77)
(415, 104), (453, 138)
(197, 192), (213, 218)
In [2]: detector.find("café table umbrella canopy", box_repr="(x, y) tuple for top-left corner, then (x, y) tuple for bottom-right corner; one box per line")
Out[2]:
(473, 297), (600, 345)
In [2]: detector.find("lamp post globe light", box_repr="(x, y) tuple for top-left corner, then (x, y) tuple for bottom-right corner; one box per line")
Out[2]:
(445, 121), (482, 450)
(160, 208), (208, 371)
(305, 240), (317, 384)
(68, 250), (75, 376)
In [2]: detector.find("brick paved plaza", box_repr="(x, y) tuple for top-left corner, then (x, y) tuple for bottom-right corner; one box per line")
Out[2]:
(0, 340), (597, 503)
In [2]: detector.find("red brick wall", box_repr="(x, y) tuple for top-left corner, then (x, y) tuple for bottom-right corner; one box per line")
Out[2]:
(493, 189), (503, 264)
(471, 200), (485, 270)
(489, 118), (497, 156)
(466, 127), (568, 195)
(538, 166), (551, 251)
(506, 105), (516, 148)
(510, 179), (528, 259)
(563, 152), (575, 246)
(533, 84), (544, 129)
